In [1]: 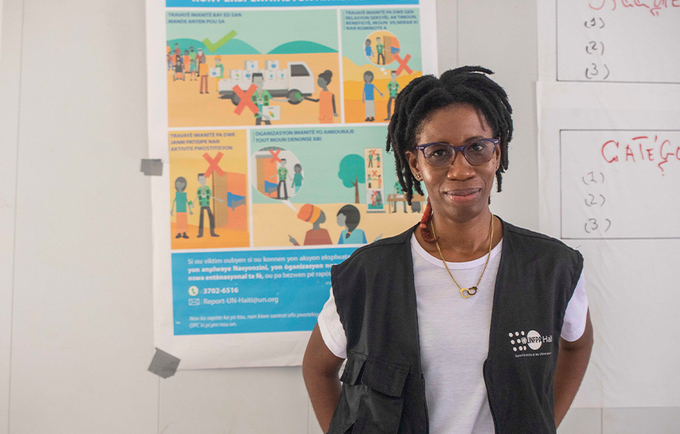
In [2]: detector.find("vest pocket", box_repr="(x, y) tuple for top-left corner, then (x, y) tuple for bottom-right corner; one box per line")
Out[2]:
(329, 353), (410, 434)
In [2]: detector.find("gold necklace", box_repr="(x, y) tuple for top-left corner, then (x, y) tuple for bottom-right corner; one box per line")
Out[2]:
(430, 215), (494, 299)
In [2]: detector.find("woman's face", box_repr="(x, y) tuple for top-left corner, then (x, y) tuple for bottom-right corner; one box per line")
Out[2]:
(406, 103), (500, 223)
(336, 213), (347, 228)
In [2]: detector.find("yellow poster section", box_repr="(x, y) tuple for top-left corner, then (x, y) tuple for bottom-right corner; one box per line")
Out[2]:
(168, 54), (341, 128)
(252, 202), (422, 248)
(342, 56), (421, 124)
(169, 130), (249, 250)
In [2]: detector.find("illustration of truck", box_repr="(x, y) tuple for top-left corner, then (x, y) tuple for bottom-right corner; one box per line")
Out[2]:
(218, 60), (315, 106)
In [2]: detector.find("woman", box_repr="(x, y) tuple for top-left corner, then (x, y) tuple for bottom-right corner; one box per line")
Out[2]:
(336, 205), (367, 245)
(302, 66), (593, 434)
(292, 163), (304, 195)
(170, 176), (192, 239)
(304, 70), (338, 124)
(289, 204), (332, 246)
(173, 54), (184, 81)
(362, 70), (383, 122)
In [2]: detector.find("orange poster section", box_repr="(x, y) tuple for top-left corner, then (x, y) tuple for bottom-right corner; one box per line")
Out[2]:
(169, 130), (250, 250)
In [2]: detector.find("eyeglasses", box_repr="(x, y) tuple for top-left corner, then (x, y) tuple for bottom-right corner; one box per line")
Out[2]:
(415, 139), (499, 168)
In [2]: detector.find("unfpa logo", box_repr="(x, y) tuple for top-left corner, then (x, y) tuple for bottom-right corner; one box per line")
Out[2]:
(509, 330), (553, 352)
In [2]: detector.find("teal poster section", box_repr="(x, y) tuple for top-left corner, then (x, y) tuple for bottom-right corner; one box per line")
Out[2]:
(250, 126), (397, 206)
(341, 8), (421, 71)
(166, 9), (338, 56)
(172, 248), (355, 334)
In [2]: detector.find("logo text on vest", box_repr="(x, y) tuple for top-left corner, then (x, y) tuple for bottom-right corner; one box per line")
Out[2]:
(508, 330), (553, 358)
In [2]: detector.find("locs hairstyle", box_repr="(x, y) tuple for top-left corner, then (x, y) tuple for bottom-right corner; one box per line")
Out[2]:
(386, 66), (513, 205)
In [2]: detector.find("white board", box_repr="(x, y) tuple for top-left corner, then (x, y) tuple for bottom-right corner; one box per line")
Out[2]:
(559, 129), (680, 240)
(538, 0), (680, 408)
(556, 0), (680, 83)
(537, 82), (680, 408)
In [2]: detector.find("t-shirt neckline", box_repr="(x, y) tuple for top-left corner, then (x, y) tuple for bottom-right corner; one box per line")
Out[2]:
(410, 233), (503, 270)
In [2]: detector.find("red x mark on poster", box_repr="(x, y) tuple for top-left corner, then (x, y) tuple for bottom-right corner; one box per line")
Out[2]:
(394, 53), (413, 75)
(371, 170), (380, 177)
(269, 149), (282, 163)
(203, 152), (225, 177)
(233, 84), (259, 115)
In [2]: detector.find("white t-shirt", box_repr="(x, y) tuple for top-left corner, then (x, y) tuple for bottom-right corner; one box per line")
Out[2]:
(318, 234), (588, 434)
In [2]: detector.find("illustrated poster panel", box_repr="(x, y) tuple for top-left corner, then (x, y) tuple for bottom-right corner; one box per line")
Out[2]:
(148, 0), (436, 368)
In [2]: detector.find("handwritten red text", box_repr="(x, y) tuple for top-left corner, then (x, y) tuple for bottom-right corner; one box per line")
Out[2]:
(589, 0), (680, 16)
(601, 135), (678, 174)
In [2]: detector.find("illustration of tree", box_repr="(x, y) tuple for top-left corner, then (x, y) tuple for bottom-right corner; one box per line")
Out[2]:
(338, 154), (366, 204)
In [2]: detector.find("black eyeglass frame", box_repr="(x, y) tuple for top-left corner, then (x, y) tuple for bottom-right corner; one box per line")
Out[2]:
(414, 138), (500, 167)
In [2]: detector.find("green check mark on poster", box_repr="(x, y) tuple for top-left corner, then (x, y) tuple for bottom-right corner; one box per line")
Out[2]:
(202, 31), (237, 53)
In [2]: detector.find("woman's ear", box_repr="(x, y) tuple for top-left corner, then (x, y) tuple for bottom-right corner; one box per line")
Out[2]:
(406, 150), (421, 180)
(495, 142), (502, 170)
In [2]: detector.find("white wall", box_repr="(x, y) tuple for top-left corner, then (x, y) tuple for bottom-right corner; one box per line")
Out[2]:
(0, 0), (676, 432)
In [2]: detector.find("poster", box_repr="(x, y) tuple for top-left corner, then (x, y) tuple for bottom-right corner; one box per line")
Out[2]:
(147, 0), (438, 369)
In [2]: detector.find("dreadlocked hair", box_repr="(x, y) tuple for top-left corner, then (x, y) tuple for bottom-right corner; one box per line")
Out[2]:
(386, 66), (513, 243)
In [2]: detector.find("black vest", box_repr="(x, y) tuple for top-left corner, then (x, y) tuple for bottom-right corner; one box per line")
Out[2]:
(328, 219), (583, 434)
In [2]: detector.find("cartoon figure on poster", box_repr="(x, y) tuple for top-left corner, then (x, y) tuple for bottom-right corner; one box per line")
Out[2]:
(362, 71), (383, 122)
(386, 70), (400, 121)
(196, 173), (224, 237)
(292, 163), (304, 194)
(364, 38), (373, 63)
(289, 204), (332, 246)
(174, 55), (185, 81)
(199, 57), (209, 94)
(276, 159), (291, 200)
(212, 57), (224, 91)
(304, 70), (338, 123)
(251, 72), (288, 126)
(336, 205), (367, 244)
(251, 146), (304, 201)
(171, 176), (194, 239)
(375, 37), (385, 65)
(189, 47), (197, 80)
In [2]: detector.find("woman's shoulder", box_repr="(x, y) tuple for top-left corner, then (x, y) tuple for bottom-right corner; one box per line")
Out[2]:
(502, 220), (582, 261)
